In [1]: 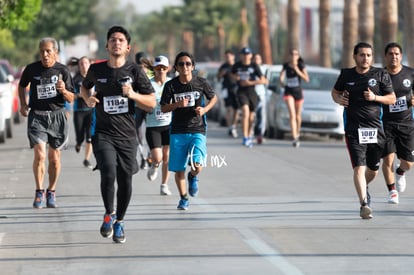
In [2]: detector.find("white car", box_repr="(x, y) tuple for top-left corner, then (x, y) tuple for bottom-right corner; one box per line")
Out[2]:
(265, 65), (344, 140)
(0, 65), (14, 143)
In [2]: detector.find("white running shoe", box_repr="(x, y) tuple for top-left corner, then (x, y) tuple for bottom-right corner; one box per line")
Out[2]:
(160, 184), (172, 195)
(147, 165), (159, 181)
(387, 190), (399, 204)
(396, 168), (406, 193)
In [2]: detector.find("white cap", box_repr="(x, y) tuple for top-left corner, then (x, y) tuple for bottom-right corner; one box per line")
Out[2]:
(153, 55), (169, 67)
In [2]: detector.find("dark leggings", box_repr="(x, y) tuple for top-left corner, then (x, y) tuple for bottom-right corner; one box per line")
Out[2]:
(93, 135), (137, 221)
(73, 110), (93, 145)
(100, 159), (132, 221)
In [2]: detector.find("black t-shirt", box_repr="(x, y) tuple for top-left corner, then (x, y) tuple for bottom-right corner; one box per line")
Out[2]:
(383, 65), (414, 125)
(19, 61), (74, 111)
(82, 60), (154, 139)
(334, 66), (394, 133)
(282, 62), (305, 93)
(231, 61), (263, 93)
(218, 62), (237, 90)
(73, 72), (90, 111)
(160, 76), (216, 134)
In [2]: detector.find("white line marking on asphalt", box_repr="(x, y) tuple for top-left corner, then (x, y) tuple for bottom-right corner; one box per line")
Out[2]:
(237, 228), (304, 275)
(0, 232), (4, 245)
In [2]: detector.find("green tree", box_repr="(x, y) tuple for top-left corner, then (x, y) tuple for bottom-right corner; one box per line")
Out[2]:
(0, 0), (42, 30)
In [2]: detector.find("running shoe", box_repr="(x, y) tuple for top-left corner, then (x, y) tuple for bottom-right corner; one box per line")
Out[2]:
(229, 128), (238, 138)
(188, 172), (199, 197)
(46, 190), (57, 208)
(396, 167), (406, 192)
(257, 135), (263, 145)
(113, 221), (126, 244)
(75, 144), (81, 153)
(177, 198), (189, 210)
(100, 213), (116, 238)
(242, 137), (253, 148)
(387, 190), (399, 204)
(33, 190), (45, 209)
(360, 205), (373, 219)
(292, 138), (300, 148)
(83, 159), (93, 169)
(147, 164), (159, 181)
(160, 184), (172, 195)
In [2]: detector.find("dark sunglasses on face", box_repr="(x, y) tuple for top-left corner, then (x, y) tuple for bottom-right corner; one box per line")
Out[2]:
(177, 61), (192, 67)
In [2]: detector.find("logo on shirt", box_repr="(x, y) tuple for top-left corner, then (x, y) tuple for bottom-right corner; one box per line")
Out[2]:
(97, 78), (107, 83)
(368, 78), (377, 87)
(403, 79), (411, 88)
(51, 75), (59, 84)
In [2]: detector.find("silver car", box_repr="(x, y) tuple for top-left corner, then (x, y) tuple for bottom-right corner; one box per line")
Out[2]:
(265, 65), (344, 140)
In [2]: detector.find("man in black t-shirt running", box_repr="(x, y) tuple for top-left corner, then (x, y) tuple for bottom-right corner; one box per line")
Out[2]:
(331, 42), (396, 219)
(381, 42), (414, 204)
(81, 26), (156, 243)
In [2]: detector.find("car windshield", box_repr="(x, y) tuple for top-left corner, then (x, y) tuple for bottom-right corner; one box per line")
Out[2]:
(0, 67), (7, 83)
(303, 71), (338, 91)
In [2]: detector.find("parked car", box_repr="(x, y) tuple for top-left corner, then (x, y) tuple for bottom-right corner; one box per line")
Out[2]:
(0, 65), (14, 143)
(265, 65), (344, 140)
(0, 59), (21, 124)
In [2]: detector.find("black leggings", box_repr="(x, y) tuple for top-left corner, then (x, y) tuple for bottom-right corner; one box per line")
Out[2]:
(93, 134), (138, 221)
(73, 110), (93, 145)
(100, 160), (132, 221)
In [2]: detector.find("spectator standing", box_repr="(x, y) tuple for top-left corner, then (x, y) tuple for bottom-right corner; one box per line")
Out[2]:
(252, 53), (269, 144)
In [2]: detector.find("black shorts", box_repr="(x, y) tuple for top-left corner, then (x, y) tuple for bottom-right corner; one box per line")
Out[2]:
(345, 133), (384, 170)
(237, 90), (259, 112)
(383, 123), (414, 162)
(145, 125), (170, 150)
(27, 108), (68, 149)
(224, 87), (240, 109)
(92, 133), (139, 175)
(284, 88), (303, 101)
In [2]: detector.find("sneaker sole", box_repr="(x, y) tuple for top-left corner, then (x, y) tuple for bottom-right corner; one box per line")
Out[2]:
(113, 237), (126, 244)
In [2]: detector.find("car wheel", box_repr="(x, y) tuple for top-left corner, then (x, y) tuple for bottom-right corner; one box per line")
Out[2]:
(6, 118), (12, 138)
(0, 130), (5, 143)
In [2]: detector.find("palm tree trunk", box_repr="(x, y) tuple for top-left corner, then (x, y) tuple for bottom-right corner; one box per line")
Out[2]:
(319, 0), (331, 67)
(380, 0), (398, 46)
(255, 0), (272, 64)
(341, 0), (359, 68)
(285, 0), (300, 60)
(358, 0), (374, 46)
(404, 0), (414, 66)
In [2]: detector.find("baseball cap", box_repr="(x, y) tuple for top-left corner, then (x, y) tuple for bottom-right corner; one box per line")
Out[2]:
(240, 47), (252, 55)
(153, 55), (169, 67)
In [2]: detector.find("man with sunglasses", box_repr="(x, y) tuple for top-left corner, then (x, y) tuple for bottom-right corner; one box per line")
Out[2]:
(160, 51), (217, 210)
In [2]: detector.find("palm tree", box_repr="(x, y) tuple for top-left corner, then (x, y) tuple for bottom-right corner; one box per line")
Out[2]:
(341, 0), (359, 67)
(319, 0), (331, 67)
(285, 0), (300, 60)
(379, 0), (398, 46)
(358, 0), (374, 46)
(255, 0), (272, 64)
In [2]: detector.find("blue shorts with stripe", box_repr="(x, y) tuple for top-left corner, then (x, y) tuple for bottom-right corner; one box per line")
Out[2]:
(169, 133), (207, 172)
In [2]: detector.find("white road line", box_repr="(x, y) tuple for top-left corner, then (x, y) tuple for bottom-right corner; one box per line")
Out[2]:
(0, 232), (4, 245)
(237, 227), (304, 275)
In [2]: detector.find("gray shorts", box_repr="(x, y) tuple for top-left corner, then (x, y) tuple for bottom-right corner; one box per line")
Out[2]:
(27, 108), (68, 149)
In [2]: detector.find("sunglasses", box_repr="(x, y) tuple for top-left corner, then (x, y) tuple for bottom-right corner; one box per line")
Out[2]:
(177, 61), (192, 67)
(155, 66), (168, 71)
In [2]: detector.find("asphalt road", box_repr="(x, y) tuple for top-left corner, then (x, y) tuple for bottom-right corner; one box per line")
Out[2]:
(1, 117), (413, 275)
